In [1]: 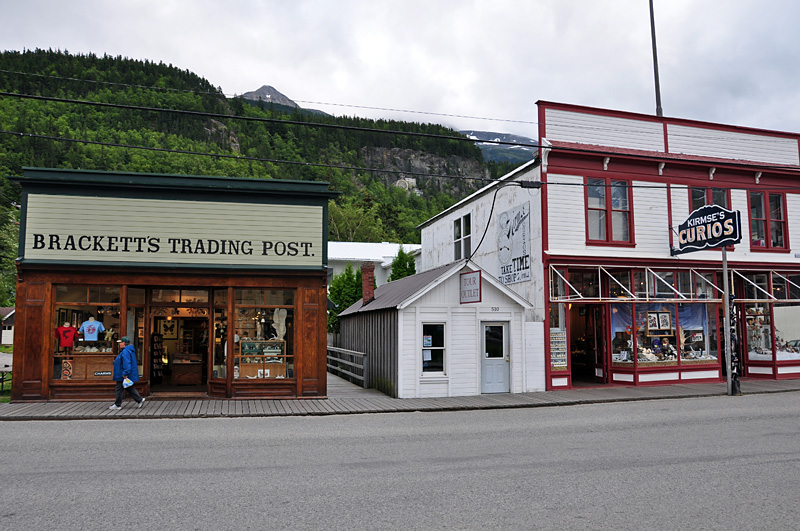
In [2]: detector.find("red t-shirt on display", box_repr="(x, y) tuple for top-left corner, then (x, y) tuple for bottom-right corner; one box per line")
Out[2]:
(56, 325), (79, 348)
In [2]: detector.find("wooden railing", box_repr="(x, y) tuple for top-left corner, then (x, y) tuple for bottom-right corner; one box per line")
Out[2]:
(327, 346), (369, 388)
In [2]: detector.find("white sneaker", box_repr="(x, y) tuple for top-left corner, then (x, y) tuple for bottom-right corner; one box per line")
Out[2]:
(109, 404), (122, 410)
(137, 398), (145, 409)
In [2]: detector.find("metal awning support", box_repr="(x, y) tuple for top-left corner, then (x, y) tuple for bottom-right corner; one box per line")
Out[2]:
(550, 266), (584, 301)
(733, 270), (777, 300)
(647, 268), (688, 299)
(691, 268), (724, 299)
(600, 266), (637, 299)
(772, 271), (800, 296)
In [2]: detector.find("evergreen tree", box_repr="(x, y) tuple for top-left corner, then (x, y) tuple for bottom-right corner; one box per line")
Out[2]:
(388, 246), (416, 282)
(327, 264), (362, 333)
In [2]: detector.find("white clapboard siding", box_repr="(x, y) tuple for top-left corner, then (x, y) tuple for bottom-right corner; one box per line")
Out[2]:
(545, 109), (665, 152)
(524, 321), (546, 392)
(668, 124), (799, 166)
(449, 309), (479, 396)
(546, 174), (586, 252)
(547, 175), (671, 258)
(400, 309), (419, 398)
(788, 194), (800, 253)
(630, 181), (671, 255)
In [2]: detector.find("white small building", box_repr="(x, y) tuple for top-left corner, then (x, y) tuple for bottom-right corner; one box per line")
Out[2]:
(328, 241), (421, 287)
(338, 261), (544, 398)
(1, 307), (14, 345)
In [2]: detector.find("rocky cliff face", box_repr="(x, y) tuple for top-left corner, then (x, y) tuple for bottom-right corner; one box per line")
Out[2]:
(361, 147), (487, 197)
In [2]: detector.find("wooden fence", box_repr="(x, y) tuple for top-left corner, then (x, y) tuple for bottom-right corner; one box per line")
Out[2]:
(327, 346), (369, 388)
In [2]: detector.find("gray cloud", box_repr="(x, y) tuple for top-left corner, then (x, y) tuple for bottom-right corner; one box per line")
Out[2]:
(3, 0), (799, 138)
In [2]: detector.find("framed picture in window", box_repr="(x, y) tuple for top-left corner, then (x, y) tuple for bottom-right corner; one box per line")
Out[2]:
(647, 312), (659, 332)
(658, 312), (672, 330)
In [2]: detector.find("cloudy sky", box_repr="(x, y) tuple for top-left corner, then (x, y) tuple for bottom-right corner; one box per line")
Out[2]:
(3, 0), (799, 138)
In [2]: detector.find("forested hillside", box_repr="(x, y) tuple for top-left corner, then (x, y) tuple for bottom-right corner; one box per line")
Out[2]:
(0, 49), (517, 304)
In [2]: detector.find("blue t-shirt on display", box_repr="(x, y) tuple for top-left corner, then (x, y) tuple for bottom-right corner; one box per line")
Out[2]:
(79, 319), (106, 341)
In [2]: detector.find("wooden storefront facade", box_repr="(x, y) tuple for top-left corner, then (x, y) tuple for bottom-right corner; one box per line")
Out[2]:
(11, 168), (336, 401)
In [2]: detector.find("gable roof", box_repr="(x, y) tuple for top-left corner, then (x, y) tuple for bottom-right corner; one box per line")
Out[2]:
(0, 307), (14, 321)
(339, 260), (532, 317)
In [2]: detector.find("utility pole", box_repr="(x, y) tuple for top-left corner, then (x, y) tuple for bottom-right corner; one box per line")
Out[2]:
(649, 0), (663, 117)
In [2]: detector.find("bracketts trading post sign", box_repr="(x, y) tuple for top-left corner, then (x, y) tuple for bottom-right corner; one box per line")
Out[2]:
(671, 204), (741, 255)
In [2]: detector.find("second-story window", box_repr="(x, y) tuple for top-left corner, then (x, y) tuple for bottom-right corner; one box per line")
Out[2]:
(690, 187), (729, 211)
(454, 214), (471, 260)
(749, 191), (787, 250)
(586, 178), (632, 244)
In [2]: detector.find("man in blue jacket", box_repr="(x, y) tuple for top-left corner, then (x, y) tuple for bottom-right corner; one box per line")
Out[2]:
(110, 336), (145, 410)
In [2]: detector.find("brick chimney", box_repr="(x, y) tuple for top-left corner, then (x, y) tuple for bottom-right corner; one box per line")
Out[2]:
(361, 262), (375, 305)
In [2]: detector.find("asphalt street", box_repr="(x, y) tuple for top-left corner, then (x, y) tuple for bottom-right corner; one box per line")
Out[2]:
(2, 392), (799, 530)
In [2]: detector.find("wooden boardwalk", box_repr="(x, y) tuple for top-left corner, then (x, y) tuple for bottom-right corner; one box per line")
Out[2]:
(2, 375), (800, 421)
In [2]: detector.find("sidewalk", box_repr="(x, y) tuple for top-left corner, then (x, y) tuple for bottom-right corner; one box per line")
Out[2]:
(2, 375), (800, 421)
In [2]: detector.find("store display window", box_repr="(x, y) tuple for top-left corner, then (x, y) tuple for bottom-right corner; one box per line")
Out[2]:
(773, 303), (800, 361)
(549, 303), (567, 372)
(610, 303), (633, 366)
(635, 303), (678, 366)
(232, 289), (294, 380)
(53, 285), (122, 381)
(677, 303), (717, 364)
(745, 303), (772, 361)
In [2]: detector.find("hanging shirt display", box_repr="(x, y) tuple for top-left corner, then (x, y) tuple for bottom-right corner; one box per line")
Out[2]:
(56, 325), (79, 348)
(79, 319), (105, 341)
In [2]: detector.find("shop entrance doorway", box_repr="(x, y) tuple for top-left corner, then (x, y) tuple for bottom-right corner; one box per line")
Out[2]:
(150, 313), (210, 395)
(570, 304), (608, 385)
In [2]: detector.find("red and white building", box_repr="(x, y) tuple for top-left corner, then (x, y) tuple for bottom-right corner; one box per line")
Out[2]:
(420, 101), (800, 391)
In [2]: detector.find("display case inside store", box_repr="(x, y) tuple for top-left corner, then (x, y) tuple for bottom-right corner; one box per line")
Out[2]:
(234, 340), (290, 379)
(746, 304), (773, 361)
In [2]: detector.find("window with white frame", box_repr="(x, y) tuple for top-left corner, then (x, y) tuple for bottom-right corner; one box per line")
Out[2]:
(422, 323), (445, 373)
(453, 214), (471, 260)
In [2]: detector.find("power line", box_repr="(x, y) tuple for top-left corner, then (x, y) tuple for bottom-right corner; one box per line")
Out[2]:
(0, 68), (537, 128)
(0, 129), (499, 183)
(0, 91), (534, 149)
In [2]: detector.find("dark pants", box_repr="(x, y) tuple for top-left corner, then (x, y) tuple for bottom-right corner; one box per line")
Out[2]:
(115, 380), (143, 406)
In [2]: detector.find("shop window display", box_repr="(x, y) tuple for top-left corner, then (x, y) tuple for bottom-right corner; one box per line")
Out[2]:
(677, 303), (718, 364)
(745, 304), (773, 361)
(232, 289), (294, 380)
(610, 303), (634, 366)
(771, 304), (800, 361)
(549, 303), (567, 372)
(635, 303), (678, 366)
(53, 285), (122, 381)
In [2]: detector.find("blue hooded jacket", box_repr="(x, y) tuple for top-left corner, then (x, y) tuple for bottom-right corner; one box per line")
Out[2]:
(113, 344), (140, 382)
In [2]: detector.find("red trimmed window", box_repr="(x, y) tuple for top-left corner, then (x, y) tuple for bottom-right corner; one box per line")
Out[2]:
(749, 191), (787, 250)
(690, 186), (729, 211)
(586, 178), (632, 244)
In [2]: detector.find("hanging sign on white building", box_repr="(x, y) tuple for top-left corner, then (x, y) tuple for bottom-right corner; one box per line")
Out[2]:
(460, 270), (482, 303)
(498, 202), (531, 285)
(671, 204), (742, 255)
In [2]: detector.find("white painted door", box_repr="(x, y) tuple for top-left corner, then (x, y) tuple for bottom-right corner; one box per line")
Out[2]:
(481, 322), (509, 393)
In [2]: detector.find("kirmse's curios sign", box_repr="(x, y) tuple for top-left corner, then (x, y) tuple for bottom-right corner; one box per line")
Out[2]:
(672, 204), (741, 255)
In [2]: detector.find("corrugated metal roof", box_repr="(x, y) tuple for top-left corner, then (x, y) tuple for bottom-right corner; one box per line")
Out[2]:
(339, 262), (462, 316)
(328, 242), (421, 262)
